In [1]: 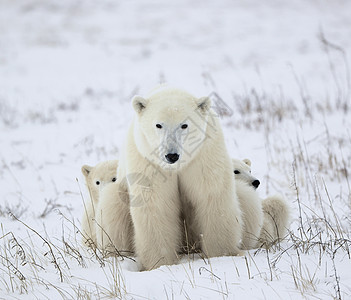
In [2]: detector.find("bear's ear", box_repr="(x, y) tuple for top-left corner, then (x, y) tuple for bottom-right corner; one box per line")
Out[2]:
(196, 96), (211, 113)
(132, 95), (149, 113)
(81, 165), (92, 177)
(243, 159), (251, 167)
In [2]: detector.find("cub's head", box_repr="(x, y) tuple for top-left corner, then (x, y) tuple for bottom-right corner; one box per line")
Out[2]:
(132, 88), (211, 170)
(232, 158), (260, 189)
(81, 160), (118, 203)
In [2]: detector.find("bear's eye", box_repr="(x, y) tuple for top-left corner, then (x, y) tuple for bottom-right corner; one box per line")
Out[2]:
(156, 124), (162, 129)
(181, 124), (188, 129)
(96, 181), (100, 185)
(234, 170), (240, 174)
(112, 177), (116, 182)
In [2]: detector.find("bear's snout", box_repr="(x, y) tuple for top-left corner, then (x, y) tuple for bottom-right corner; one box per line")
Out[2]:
(252, 180), (260, 189)
(165, 153), (179, 164)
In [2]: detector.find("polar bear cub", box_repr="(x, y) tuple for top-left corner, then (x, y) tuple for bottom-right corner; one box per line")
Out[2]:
(232, 159), (263, 249)
(81, 160), (118, 247)
(82, 160), (134, 255)
(232, 159), (290, 248)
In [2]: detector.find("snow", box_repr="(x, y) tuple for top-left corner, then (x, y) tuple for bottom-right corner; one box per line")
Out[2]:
(1, 0), (350, 299)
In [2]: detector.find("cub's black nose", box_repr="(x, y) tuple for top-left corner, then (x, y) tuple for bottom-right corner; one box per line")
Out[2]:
(165, 153), (179, 164)
(252, 180), (260, 189)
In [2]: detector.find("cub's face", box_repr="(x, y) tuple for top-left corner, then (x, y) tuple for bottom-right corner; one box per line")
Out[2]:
(232, 158), (260, 189)
(81, 160), (118, 202)
(132, 89), (211, 170)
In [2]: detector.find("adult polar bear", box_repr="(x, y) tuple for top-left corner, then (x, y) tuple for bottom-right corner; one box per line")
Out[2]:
(97, 87), (243, 270)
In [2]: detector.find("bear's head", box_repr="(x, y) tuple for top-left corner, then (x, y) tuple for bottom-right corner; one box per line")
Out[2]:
(81, 160), (119, 203)
(132, 88), (211, 170)
(232, 158), (260, 189)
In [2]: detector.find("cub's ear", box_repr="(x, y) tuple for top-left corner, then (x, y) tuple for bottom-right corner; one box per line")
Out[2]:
(196, 96), (211, 113)
(132, 95), (149, 113)
(243, 159), (251, 167)
(81, 165), (92, 177)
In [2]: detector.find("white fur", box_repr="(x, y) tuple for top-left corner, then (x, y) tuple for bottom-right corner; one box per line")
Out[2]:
(95, 182), (134, 255)
(103, 87), (242, 270)
(258, 194), (290, 248)
(235, 179), (264, 249)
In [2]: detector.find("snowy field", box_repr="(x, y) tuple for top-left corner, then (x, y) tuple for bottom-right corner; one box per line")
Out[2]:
(1, 0), (351, 299)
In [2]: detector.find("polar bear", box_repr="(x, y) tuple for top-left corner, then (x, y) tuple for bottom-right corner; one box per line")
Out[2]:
(81, 160), (119, 247)
(231, 159), (290, 248)
(98, 87), (243, 270)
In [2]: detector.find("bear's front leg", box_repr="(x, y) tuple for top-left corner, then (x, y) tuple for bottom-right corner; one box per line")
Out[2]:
(194, 191), (243, 258)
(129, 171), (181, 270)
(179, 149), (243, 258)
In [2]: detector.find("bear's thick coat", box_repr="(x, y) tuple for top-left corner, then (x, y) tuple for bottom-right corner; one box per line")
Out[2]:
(258, 195), (290, 248)
(95, 182), (134, 255)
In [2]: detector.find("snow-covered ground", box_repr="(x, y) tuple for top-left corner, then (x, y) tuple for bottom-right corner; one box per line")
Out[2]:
(1, 0), (350, 298)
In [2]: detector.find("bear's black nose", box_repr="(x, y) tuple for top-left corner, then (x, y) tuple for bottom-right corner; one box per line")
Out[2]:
(165, 153), (179, 164)
(252, 180), (260, 189)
